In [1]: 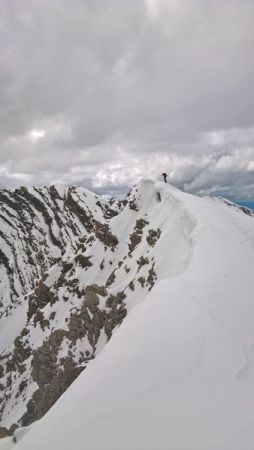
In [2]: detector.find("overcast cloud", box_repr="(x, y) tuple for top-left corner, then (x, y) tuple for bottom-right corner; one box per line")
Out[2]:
(0, 0), (253, 200)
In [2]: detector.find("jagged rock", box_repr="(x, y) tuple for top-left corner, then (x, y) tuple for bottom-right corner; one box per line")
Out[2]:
(128, 218), (149, 255)
(146, 228), (161, 247)
(84, 284), (107, 312)
(34, 281), (57, 308)
(32, 330), (66, 387)
(18, 364), (26, 375)
(13, 336), (31, 364)
(68, 314), (88, 343)
(20, 327), (29, 337)
(129, 200), (138, 211)
(74, 254), (93, 269)
(104, 303), (127, 340)
(67, 285), (107, 344)
(138, 277), (145, 287)
(6, 360), (15, 373)
(20, 279), (128, 426)
(9, 424), (18, 435)
(94, 222), (118, 249)
(65, 189), (94, 232)
(21, 359), (83, 427)
(27, 281), (57, 321)
(137, 256), (149, 272)
(106, 291), (126, 308)
(18, 380), (27, 394)
(147, 263), (157, 290)
(49, 311), (56, 321)
(128, 280), (135, 291)
(61, 261), (73, 275)
(106, 270), (116, 287)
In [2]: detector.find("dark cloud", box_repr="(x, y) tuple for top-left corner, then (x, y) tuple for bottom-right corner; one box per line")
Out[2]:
(0, 0), (253, 199)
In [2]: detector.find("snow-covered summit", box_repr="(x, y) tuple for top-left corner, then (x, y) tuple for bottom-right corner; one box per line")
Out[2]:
(0, 179), (254, 450)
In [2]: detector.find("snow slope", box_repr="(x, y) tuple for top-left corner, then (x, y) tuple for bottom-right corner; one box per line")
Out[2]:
(0, 179), (193, 428)
(10, 180), (254, 450)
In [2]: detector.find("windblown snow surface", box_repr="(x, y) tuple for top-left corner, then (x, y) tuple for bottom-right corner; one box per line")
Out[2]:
(2, 180), (254, 450)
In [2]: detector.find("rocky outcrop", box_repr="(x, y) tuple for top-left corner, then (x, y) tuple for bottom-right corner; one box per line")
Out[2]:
(137, 256), (149, 272)
(74, 254), (93, 269)
(18, 283), (128, 426)
(0, 185), (117, 312)
(94, 222), (119, 249)
(22, 359), (83, 427)
(128, 219), (149, 255)
(28, 281), (57, 321)
(146, 228), (161, 247)
(0, 181), (164, 432)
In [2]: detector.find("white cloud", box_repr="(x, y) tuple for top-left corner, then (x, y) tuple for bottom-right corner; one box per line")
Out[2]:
(28, 129), (46, 141)
(145, 0), (159, 21)
(247, 161), (254, 172)
(0, 0), (253, 200)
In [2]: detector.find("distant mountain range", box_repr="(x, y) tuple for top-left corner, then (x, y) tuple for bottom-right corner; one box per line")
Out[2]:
(236, 200), (254, 209)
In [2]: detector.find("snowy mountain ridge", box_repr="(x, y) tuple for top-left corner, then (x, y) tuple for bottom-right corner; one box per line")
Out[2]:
(0, 179), (254, 450)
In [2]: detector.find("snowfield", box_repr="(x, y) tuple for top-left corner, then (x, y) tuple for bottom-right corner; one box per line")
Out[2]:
(1, 180), (254, 450)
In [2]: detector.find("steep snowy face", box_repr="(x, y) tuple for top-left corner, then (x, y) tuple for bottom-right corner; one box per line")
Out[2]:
(0, 184), (120, 429)
(7, 180), (254, 450)
(0, 185), (113, 312)
(0, 179), (196, 432)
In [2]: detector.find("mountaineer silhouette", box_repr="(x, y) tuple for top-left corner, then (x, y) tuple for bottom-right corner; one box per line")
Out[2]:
(162, 172), (168, 183)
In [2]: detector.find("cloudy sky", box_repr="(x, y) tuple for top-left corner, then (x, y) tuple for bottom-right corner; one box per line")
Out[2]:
(0, 0), (254, 201)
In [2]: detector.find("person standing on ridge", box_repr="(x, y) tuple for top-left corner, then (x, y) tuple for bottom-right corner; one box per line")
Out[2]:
(162, 172), (168, 183)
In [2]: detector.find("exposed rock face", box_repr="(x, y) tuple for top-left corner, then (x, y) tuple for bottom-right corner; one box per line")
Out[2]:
(74, 254), (93, 269)
(22, 358), (83, 427)
(146, 228), (161, 247)
(94, 222), (119, 249)
(32, 330), (66, 387)
(0, 185), (113, 312)
(21, 329), (81, 427)
(128, 219), (149, 255)
(19, 283), (127, 426)
(28, 281), (57, 321)
(0, 181), (166, 432)
(137, 256), (149, 272)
